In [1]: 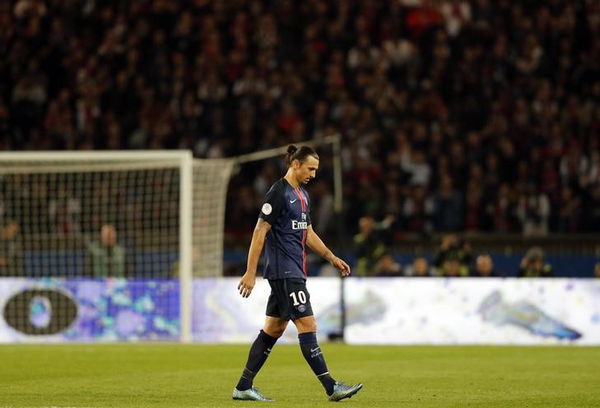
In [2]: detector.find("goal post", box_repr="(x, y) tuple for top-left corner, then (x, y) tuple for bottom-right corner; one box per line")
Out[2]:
(192, 159), (235, 279)
(0, 150), (194, 342)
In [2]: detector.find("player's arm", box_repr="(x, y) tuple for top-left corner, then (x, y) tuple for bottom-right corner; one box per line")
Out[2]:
(238, 218), (272, 298)
(306, 225), (351, 276)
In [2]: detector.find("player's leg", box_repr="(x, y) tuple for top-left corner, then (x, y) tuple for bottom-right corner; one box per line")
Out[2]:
(235, 316), (287, 393)
(263, 315), (289, 338)
(294, 315), (337, 394)
(288, 281), (334, 394)
(291, 283), (363, 401)
(287, 279), (333, 393)
(233, 283), (289, 401)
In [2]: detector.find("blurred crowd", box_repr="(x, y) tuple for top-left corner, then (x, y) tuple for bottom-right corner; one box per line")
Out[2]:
(1, 0), (599, 243)
(350, 224), (559, 277)
(0, 171), (180, 235)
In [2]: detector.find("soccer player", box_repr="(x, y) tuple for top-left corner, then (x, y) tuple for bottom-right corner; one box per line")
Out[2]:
(233, 145), (363, 402)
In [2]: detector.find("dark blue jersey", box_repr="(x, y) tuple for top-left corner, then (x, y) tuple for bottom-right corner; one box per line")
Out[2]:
(259, 178), (312, 280)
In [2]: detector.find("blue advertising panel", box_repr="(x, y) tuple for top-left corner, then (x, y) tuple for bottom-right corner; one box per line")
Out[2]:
(0, 279), (180, 342)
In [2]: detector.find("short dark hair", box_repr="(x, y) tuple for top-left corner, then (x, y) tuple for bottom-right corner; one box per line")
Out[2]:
(285, 145), (319, 167)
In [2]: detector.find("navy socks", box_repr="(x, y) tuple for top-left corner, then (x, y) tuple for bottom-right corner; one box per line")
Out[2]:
(236, 330), (278, 391)
(236, 330), (336, 395)
(298, 332), (336, 395)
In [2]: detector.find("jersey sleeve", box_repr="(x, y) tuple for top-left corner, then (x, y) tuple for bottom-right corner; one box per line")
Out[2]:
(259, 182), (285, 225)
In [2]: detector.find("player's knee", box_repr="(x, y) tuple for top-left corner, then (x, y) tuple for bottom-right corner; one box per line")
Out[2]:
(295, 317), (317, 333)
(306, 322), (317, 333)
(263, 320), (287, 338)
(264, 326), (285, 338)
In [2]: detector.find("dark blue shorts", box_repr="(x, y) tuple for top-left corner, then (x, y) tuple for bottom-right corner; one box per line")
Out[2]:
(265, 278), (313, 321)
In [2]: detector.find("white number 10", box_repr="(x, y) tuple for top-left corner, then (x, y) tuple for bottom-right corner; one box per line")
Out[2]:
(289, 290), (307, 306)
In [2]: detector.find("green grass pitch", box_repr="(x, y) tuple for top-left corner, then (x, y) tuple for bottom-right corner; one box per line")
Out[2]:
(1, 344), (598, 407)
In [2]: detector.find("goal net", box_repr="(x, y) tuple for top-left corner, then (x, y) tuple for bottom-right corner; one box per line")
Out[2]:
(193, 159), (234, 278)
(0, 151), (194, 342)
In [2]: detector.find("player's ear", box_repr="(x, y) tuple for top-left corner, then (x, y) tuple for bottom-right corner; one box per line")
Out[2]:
(292, 159), (301, 169)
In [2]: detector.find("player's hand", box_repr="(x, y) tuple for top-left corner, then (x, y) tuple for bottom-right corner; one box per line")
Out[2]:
(331, 256), (351, 277)
(238, 272), (256, 298)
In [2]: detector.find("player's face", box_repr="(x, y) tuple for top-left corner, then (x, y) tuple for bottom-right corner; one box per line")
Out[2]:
(295, 156), (319, 185)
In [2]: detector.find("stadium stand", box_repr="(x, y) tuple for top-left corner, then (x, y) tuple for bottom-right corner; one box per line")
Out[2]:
(1, 0), (599, 276)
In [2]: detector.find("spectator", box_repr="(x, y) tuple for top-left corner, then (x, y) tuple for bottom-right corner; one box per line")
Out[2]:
(401, 185), (434, 233)
(432, 175), (463, 232)
(401, 149), (431, 187)
(352, 215), (393, 277)
(403, 256), (433, 277)
(86, 223), (125, 278)
(595, 263), (600, 279)
(517, 184), (551, 236)
(439, 254), (464, 277)
(433, 234), (472, 276)
(556, 185), (582, 232)
(518, 247), (553, 278)
(373, 253), (403, 277)
(470, 254), (501, 277)
(48, 185), (81, 234)
(0, 220), (23, 276)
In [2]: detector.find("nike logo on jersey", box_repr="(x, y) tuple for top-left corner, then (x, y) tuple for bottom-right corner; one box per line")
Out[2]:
(290, 198), (298, 203)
